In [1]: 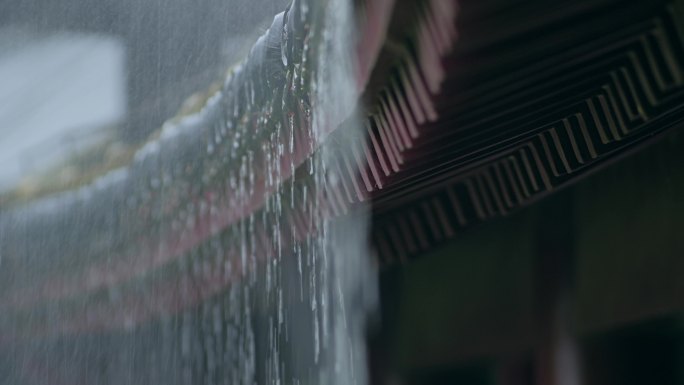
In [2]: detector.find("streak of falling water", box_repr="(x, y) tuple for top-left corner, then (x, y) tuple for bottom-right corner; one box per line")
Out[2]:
(311, 1), (376, 383)
(0, 0), (376, 384)
(244, 0), (376, 383)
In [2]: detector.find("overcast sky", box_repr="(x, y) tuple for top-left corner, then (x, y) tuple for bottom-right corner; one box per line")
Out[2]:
(0, 28), (125, 191)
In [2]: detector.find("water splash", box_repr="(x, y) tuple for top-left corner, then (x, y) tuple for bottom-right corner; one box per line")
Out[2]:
(0, 0), (376, 384)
